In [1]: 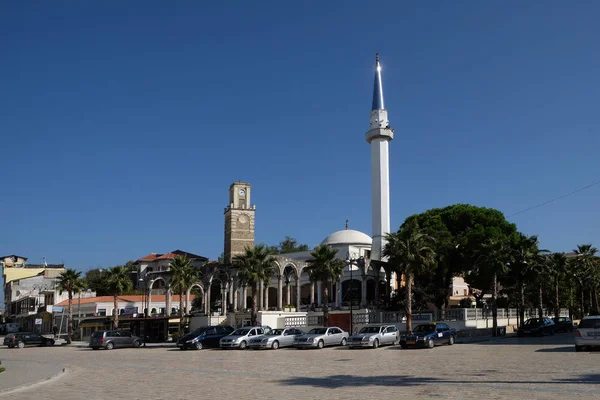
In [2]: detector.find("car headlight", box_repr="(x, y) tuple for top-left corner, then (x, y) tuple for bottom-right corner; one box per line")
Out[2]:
(186, 339), (195, 343)
(312, 338), (317, 343)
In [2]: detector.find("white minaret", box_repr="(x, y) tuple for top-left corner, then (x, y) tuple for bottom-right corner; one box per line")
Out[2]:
(366, 53), (394, 261)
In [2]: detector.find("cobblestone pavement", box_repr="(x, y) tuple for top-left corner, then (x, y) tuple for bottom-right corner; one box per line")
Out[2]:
(0, 333), (598, 400)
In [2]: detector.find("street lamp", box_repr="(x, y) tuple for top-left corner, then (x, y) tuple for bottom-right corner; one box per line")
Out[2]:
(345, 252), (364, 336)
(138, 278), (147, 347)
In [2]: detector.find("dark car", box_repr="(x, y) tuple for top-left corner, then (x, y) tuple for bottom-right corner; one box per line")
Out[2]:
(517, 318), (555, 337)
(177, 325), (235, 350)
(554, 317), (574, 333)
(400, 322), (456, 349)
(89, 330), (142, 350)
(4, 332), (55, 348)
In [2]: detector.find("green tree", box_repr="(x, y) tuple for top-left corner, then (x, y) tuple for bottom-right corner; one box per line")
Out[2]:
(506, 234), (541, 326)
(235, 245), (277, 325)
(169, 256), (199, 332)
(56, 269), (83, 344)
(547, 252), (568, 322)
(384, 221), (436, 332)
(105, 266), (134, 330)
(572, 244), (599, 317)
(83, 268), (109, 296)
(305, 244), (345, 327)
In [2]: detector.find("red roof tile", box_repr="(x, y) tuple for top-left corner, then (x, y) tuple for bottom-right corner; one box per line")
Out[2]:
(55, 294), (194, 307)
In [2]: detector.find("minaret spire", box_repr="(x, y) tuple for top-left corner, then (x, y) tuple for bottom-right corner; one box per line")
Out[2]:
(366, 53), (394, 262)
(372, 52), (384, 110)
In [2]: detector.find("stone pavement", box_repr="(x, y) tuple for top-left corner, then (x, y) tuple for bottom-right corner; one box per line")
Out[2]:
(1, 333), (598, 400)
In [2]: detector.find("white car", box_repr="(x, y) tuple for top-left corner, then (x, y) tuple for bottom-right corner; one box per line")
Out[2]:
(575, 315), (600, 352)
(219, 326), (271, 349)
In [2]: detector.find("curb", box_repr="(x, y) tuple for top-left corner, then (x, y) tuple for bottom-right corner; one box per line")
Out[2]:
(0, 368), (69, 397)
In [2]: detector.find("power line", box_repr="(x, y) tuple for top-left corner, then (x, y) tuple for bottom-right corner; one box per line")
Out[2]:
(509, 179), (600, 217)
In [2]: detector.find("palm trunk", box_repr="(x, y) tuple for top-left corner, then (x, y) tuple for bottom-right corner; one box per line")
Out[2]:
(581, 286), (586, 318)
(589, 289), (594, 311)
(569, 284), (574, 321)
(492, 272), (498, 335)
(67, 292), (73, 344)
(406, 273), (413, 332)
(251, 282), (258, 325)
(113, 294), (119, 329)
(179, 289), (185, 333)
(385, 269), (391, 308)
(519, 280), (525, 328)
(593, 286), (599, 314)
(554, 276), (560, 322)
(538, 284), (543, 321)
(323, 280), (330, 327)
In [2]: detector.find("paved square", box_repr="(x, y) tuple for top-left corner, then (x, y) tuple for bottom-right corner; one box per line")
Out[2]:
(1, 334), (598, 399)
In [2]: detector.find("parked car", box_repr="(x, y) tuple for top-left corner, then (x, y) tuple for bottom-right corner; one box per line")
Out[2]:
(575, 315), (600, 352)
(249, 328), (304, 350)
(177, 326), (234, 350)
(219, 326), (271, 349)
(4, 332), (55, 348)
(293, 327), (348, 349)
(400, 322), (456, 349)
(517, 318), (556, 337)
(349, 325), (399, 349)
(89, 330), (142, 350)
(554, 317), (575, 332)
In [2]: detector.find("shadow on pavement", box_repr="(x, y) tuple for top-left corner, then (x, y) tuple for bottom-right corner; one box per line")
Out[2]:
(535, 346), (575, 353)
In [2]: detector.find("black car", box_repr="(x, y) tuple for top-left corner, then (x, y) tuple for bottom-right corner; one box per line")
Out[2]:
(400, 322), (456, 349)
(517, 318), (556, 337)
(177, 325), (235, 350)
(554, 317), (574, 333)
(3, 332), (55, 348)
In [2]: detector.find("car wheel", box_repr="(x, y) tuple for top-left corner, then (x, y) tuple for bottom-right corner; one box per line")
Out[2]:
(427, 339), (434, 349)
(105, 342), (114, 350)
(317, 340), (324, 349)
(133, 340), (141, 348)
(92, 347), (100, 350)
(48, 340), (55, 347)
(448, 336), (455, 346)
(400, 344), (408, 349)
(17, 341), (25, 349)
(373, 339), (379, 349)
(575, 345), (584, 352)
(340, 338), (347, 346)
(194, 342), (203, 350)
(271, 341), (279, 350)
(8, 344), (14, 349)
(239, 341), (247, 350)
(179, 346), (186, 351)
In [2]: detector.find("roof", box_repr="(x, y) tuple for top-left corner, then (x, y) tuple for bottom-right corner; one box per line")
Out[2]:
(321, 229), (372, 246)
(372, 53), (384, 110)
(0, 255), (28, 261)
(137, 249), (207, 262)
(55, 294), (194, 307)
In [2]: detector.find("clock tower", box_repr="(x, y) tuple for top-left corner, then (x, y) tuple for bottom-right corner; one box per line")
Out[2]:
(224, 182), (256, 264)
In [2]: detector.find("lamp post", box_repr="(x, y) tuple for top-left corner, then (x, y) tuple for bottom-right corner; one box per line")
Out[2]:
(139, 278), (147, 347)
(345, 253), (364, 336)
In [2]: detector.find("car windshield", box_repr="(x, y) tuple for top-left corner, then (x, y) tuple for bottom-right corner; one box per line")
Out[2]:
(413, 324), (436, 333)
(231, 329), (251, 336)
(189, 328), (207, 336)
(308, 328), (327, 335)
(267, 329), (283, 336)
(579, 319), (600, 329)
(524, 319), (541, 326)
(359, 327), (381, 334)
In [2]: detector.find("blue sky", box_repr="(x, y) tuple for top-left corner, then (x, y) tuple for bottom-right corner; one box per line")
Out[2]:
(1, 0), (599, 279)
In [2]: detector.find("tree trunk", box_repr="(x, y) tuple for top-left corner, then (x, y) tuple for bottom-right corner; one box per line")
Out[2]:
(569, 285), (573, 321)
(251, 283), (258, 325)
(406, 273), (413, 332)
(492, 272), (498, 335)
(67, 292), (73, 344)
(113, 295), (119, 330)
(519, 280), (525, 328)
(323, 281), (330, 327)
(589, 289), (594, 311)
(554, 277), (560, 322)
(538, 284), (543, 321)
(593, 286), (599, 315)
(179, 289), (185, 333)
(581, 286), (586, 318)
(385, 268), (391, 308)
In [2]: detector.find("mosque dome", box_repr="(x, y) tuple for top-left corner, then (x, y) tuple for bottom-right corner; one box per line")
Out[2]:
(321, 229), (372, 246)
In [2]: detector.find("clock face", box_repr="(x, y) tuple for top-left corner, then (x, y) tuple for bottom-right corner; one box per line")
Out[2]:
(238, 188), (246, 197)
(238, 215), (248, 224)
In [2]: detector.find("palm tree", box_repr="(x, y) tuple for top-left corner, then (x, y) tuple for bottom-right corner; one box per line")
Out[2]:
(169, 255), (199, 332)
(105, 266), (133, 330)
(305, 244), (345, 327)
(572, 244), (599, 317)
(547, 252), (568, 322)
(383, 222), (436, 332)
(508, 234), (541, 326)
(56, 269), (83, 344)
(234, 245), (276, 325)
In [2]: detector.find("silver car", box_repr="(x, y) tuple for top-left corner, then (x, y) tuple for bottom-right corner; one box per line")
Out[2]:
(249, 328), (304, 350)
(349, 325), (399, 349)
(575, 315), (600, 351)
(219, 326), (271, 349)
(293, 327), (348, 349)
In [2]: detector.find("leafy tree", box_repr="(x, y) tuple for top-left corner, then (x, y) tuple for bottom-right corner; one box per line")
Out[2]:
(235, 245), (277, 325)
(105, 266), (134, 329)
(384, 221), (436, 332)
(169, 256), (199, 332)
(56, 269), (83, 344)
(572, 244), (599, 316)
(266, 236), (310, 255)
(547, 252), (568, 322)
(506, 234), (541, 325)
(305, 244), (345, 327)
(83, 268), (109, 296)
